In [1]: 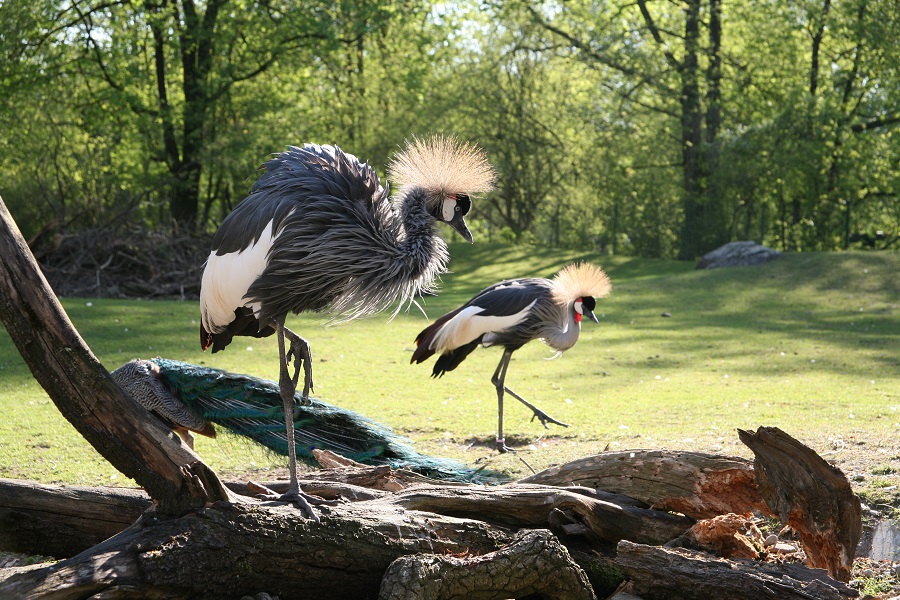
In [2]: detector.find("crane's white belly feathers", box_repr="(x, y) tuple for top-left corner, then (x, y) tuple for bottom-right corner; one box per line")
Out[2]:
(200, 219), (277, 332)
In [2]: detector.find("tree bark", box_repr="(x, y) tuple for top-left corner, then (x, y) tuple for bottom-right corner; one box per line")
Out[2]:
(378, 529), (596, 600)
(0, 474), (694, 560)
(0, 197), (234, 513)
(738, 427), (861, 582)
(521, 450), (767, 519)
(0, 500), (512, 600)
(0, 478), (149, 558)
(616, 541), (857, 600)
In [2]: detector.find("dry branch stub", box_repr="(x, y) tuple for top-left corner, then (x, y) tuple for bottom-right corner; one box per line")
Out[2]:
(739, 427), (862, 582)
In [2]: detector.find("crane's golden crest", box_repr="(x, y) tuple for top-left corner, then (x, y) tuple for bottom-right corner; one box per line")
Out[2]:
(551, 262), (611, 307)
(388, 134), (495, 196)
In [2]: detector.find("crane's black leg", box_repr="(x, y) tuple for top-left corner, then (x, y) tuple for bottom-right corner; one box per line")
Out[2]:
(491, 350), (569, 453)
(501, 387), (569, 430)
(261, 320), (325, 521)
(491, 350), (515, 453)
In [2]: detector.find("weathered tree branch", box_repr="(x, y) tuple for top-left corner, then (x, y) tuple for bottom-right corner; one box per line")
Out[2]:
(521, 450), (767, 519)
(0, 197), (234, 513)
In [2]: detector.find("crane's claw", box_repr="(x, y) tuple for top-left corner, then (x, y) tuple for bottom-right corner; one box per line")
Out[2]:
(495, 438), (517, 453)
(529, 410), (570, 430)
(286, 337), (314, 398)
(257, 488), (337, 522)
(502, 386), (570, 430)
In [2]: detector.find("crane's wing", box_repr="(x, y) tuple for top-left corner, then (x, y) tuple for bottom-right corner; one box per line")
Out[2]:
(412, 278), (550, 361)
(211, 144), (387, 257)
(200, 144), (394, 344)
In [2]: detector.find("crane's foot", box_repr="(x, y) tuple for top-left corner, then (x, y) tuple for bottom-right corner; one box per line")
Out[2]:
(256, 486), (337, 522)
(529, 408), (570, 430)
(495, 438), (518, 454)
(285, 334), (314, 398)
(501, 386), (570, 430)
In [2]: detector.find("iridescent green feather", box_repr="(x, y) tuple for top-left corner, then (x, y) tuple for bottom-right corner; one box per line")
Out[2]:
(149, 358), (504, 483)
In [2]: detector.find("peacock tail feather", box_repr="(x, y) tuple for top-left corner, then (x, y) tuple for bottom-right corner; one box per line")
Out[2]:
(147, 358), (504, 483)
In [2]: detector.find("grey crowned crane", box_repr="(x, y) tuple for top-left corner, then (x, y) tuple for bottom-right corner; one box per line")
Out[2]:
(411, 262), (611, 453)
(199, 135), (494, 517)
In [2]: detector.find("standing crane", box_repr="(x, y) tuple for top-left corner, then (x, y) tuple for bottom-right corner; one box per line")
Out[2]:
(200, 136), (494, 516)
(411, 262), (611, 453)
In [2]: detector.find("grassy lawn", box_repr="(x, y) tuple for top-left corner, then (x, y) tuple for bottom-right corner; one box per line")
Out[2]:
(0, 244), (897, 507)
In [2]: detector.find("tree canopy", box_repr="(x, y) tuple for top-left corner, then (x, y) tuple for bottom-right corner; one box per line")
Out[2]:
(1, 0), (897, 258)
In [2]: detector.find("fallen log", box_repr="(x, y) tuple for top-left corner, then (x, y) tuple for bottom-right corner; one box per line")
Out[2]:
(616, 540), (858, 600)
(521, 449), (767, 519)
(0, 472), (694, 561)
(0, 500), (530, 599)
(0, 478), (149, 558)
(390, 483), (694, 545)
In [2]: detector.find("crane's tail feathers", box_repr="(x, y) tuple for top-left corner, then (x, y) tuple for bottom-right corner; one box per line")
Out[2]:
(410, 305), (467, 365)
(430, 340), (480, 377)
(146, 358), (505, 483)
(388, 134), (495, 196)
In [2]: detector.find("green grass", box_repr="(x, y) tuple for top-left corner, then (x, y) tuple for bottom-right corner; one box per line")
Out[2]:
(0, 244), (898, 489)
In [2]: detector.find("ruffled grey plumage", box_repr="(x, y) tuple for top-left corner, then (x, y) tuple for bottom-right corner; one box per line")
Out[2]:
(201, 140), (488, 349)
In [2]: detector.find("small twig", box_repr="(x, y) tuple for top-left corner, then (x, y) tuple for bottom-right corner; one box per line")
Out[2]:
(518, 455), (537, 475)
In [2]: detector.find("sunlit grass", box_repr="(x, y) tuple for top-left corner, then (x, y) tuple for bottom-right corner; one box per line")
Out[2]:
(0, 245), (897, 486)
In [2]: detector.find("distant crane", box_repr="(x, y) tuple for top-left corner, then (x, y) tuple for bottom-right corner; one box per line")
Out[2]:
(111, 358), (504, 483)
(411, 263), (611, 453)
(199, 136), (494, 516)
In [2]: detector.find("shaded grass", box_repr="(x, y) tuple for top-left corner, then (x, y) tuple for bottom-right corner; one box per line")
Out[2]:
(0, 245), (897, 487)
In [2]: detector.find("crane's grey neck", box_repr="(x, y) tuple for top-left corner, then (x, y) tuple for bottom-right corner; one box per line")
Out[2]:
(542, 304), (581, 352)
(395, 186), (448, 286)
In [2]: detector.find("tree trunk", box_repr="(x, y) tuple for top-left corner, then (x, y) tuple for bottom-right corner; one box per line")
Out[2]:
(678, 0), (703, 260)
(0, 197), (234, 513)
(0, 479), (149, 558)
(521, 450), (766, 519)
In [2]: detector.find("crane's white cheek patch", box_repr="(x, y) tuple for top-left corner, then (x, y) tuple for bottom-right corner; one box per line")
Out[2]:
(442, 198), (456, 222)
(432, 301), (534, 352)
(200, 220), (277, 331)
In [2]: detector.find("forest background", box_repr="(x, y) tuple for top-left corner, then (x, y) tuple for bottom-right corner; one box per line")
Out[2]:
(0, 0), (898, 261)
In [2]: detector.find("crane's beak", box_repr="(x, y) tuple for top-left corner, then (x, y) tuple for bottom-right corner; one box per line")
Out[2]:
(448, 213), (474, 243)
(584, 309), (600, 324)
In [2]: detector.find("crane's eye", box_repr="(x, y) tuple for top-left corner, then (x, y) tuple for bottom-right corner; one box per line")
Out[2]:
(455, 205), (461, 212)
(456, 194), (471, 216)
